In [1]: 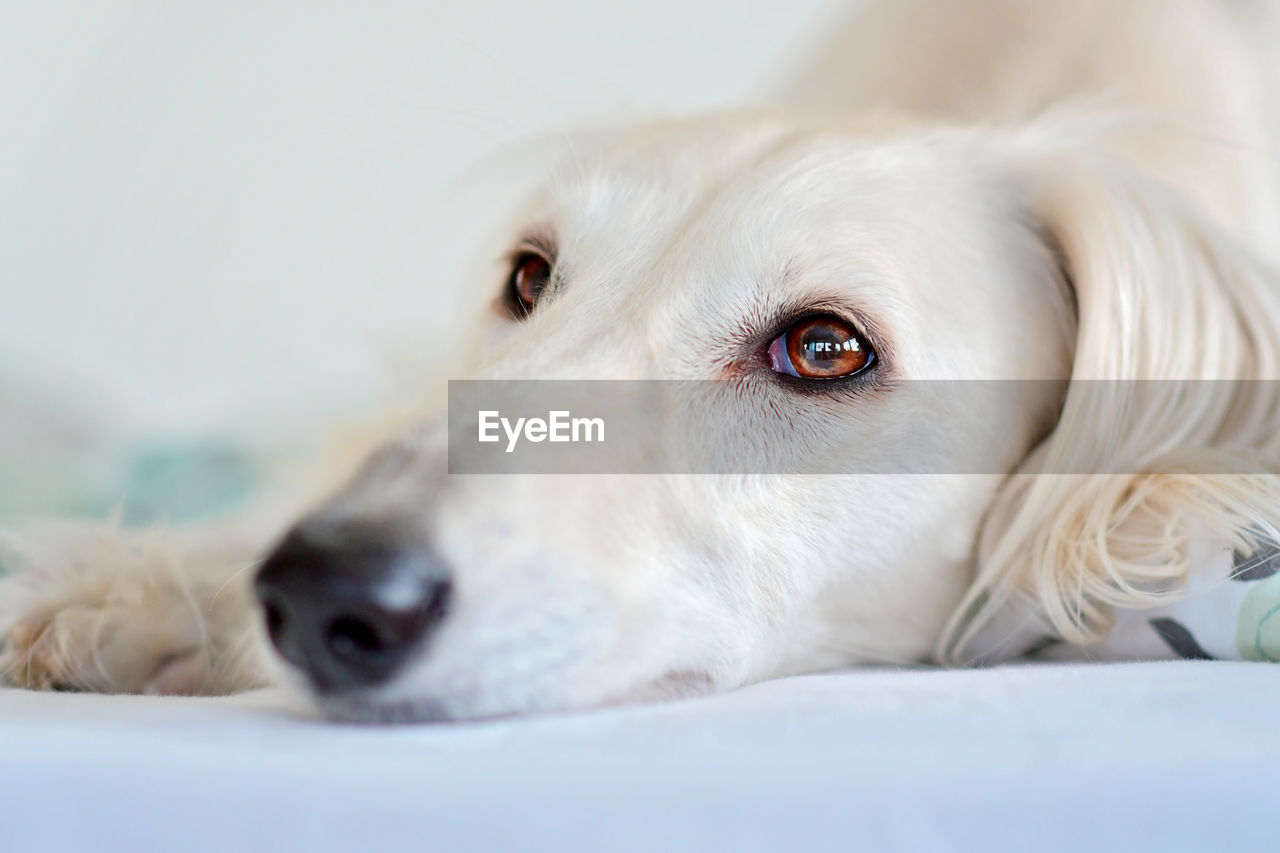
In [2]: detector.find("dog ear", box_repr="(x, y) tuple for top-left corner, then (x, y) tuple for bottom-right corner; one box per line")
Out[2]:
(940, 147), (1280, 664)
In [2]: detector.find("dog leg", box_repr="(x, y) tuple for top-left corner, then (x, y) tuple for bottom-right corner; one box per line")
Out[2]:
(0, 519), (270, 695)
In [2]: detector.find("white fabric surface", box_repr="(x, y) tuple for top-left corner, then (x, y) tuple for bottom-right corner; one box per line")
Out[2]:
(2, 662), (1276, 852)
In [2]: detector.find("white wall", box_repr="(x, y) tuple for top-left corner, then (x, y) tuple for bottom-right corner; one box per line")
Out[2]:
(1, 0), (839, 438)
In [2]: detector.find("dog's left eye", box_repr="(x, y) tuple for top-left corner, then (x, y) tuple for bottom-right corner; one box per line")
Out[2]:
(768, 315), (875, 380)
(506, 251), (553, 316)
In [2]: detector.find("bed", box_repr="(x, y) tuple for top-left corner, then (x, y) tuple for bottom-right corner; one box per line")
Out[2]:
(4, 660), (1274, 852)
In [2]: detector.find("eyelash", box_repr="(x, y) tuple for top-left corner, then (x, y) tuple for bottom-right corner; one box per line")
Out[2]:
(758, 309), (883, 389)
(502, 240), (557, 317)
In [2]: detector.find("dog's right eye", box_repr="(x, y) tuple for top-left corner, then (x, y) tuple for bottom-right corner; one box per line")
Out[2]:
(506, 252), (553, 316)
(767, 314), (875, 380)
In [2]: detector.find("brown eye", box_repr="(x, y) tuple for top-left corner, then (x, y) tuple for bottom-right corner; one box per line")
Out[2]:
(507, 252), (552, 314)
(767, 314), (875, 380)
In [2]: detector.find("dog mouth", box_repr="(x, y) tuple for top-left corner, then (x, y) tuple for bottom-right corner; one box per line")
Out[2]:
(314, 692), (454, 725)
(306, 667), (718, 725)
(602, 669), (717, 707)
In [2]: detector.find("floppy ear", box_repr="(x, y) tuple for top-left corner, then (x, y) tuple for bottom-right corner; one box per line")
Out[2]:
(940, 147), (1280, 664)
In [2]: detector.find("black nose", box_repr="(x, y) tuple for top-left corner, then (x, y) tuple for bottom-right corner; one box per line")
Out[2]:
(254, 524), (452, 692)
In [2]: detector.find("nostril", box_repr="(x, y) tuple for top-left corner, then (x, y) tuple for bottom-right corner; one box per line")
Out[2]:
(262, 600), (286, 641)
(321, 578), (452, 670)
(325, 616), (386, 662)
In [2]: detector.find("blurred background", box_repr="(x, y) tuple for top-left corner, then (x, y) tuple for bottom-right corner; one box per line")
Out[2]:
(0, 0), (842, 522)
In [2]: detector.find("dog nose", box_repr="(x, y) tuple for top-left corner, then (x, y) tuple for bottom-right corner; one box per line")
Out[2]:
(254, 524), (452, 692)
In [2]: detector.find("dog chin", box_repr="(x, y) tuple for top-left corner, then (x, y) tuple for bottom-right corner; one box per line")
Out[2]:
(601, 669), (718, 707)
(310, 668), (719, 725)
(315, 692), (455, 725)
(308, 679), (571, 724)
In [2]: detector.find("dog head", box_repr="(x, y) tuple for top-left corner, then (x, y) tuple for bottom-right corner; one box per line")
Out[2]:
(253, 112), (1280, 721)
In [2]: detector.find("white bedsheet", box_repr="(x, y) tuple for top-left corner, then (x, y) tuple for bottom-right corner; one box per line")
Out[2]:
(2, 662), (1275, 852)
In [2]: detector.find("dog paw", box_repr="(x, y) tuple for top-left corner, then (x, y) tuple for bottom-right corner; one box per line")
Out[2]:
(0, 521), (257, 695)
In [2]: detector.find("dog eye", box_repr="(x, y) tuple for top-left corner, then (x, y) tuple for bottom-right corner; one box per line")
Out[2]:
(507, 252), (553, 315)
(768, 315), (875, 380)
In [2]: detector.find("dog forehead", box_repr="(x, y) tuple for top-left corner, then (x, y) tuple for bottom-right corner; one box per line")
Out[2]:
(512, 119), (1043, 380)
(539, 119), (994, 269)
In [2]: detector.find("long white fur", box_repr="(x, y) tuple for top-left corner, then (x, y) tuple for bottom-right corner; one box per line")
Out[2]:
(3, 0), (1280, 720)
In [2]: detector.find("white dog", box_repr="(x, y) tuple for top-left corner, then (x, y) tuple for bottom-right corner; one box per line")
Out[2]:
(4, 0), (1280, 721)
